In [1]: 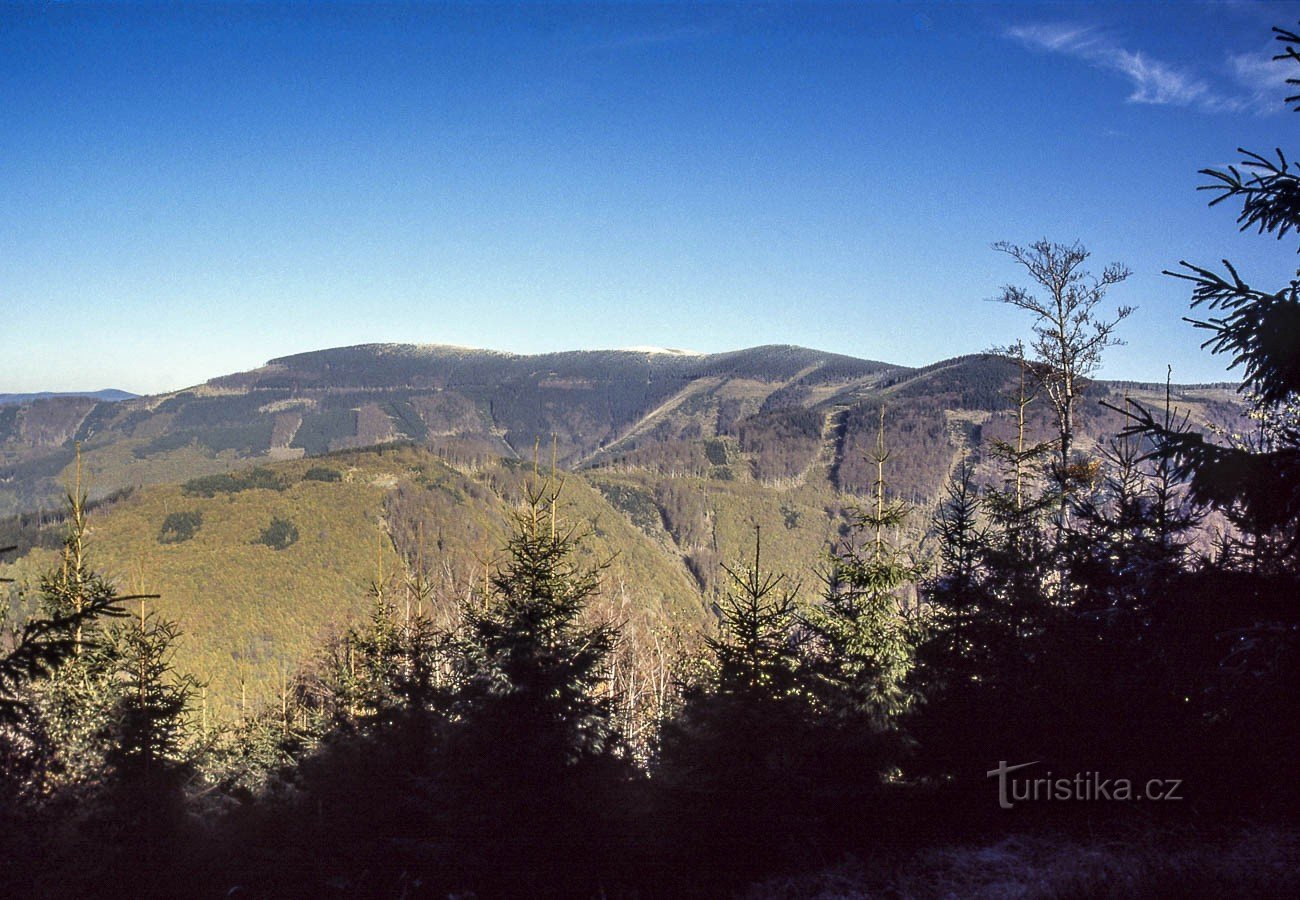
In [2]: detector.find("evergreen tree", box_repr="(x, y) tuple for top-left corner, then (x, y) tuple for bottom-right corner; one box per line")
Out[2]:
(197, 684), (317, 807)
(13, 464), (144, 795)
(983, 340), (1058, 545)
(912, 389), (1060, 786)
(1128, 28), (1300, 571)
(659, 528), (818, 886)
(344, 572), (404, 729)
(0, 460), (199, 895)
(698, 529), (807, 713)
(0, 547), (123, 728)
(1117, 23), (1300, 812)
(100, 599), (199, 787)
(86, 597), (200, 892)
(805, 406), (920, 733)
(1073, 378), (1199, 612)
(436, 470), (629, 893)
(929, 464), (984, 600)
(38, 463), (130, 657)
(309, 553), (450, 761)
(449, 474), (618, 768)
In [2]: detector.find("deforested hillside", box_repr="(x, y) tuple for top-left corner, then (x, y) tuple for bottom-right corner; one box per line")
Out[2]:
(0, 343), (905, 516)
(1, 343), (1243, 543)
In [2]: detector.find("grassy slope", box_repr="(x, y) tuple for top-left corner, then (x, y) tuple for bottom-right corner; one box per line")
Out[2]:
(2, 448), (710, 718)
(744, 825), (1300, 898)
(7, 453), (398, 715)
(2, 445), (874, 718)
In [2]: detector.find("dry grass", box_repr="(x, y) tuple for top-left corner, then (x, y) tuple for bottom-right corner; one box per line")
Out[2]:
(745, 824), (1300, 899)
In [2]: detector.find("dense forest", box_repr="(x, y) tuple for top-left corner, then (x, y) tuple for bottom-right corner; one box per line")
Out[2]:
(3, 24), (1299, 900)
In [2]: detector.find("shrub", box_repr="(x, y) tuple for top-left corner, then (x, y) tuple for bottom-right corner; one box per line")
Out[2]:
(303, 466), (342, 483)
(780, 504), (800, 530)
(704, 438), (731, 466)
(158, 511), (203, 544)
(182, 467), (288, 497)
(596, 483), (661, 535)
(255, 517), (299, 551)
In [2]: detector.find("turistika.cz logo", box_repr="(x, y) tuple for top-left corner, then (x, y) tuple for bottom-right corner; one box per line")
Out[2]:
(987, 761), (1184, 809)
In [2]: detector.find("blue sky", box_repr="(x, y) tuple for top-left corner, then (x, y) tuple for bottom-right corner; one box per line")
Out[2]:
(2, 1), (1298, 393)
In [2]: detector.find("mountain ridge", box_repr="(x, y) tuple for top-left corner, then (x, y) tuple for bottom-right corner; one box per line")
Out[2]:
(0, 342), (1243, 519)
(0, 389), (136, 406)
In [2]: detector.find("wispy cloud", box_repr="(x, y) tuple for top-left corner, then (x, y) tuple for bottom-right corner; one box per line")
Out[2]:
(1006, 22), (1281, 115)
(1005, 23), (1092, 53)
(1228, 51), (1294, 110)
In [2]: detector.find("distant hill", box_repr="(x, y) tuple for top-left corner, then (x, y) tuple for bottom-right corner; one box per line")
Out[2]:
(0, 342), (1243, 519)
(0, 389), (136, 405)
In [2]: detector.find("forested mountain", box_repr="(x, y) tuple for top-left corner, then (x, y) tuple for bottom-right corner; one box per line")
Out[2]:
(0, 342), (1240, 518)
(0, 389), (135, 406)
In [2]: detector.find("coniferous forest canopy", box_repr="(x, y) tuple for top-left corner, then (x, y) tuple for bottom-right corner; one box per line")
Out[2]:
(3, 15), (1300, 900)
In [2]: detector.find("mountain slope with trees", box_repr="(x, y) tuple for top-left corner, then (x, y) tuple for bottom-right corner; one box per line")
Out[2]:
(0, 344), (1240, 518)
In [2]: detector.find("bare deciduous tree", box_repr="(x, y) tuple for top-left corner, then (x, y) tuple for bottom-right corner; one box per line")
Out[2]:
(992, 239), (1134, 481)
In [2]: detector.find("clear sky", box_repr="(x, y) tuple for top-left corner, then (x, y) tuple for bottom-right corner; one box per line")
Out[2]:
(3, 0), (1298, 394)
